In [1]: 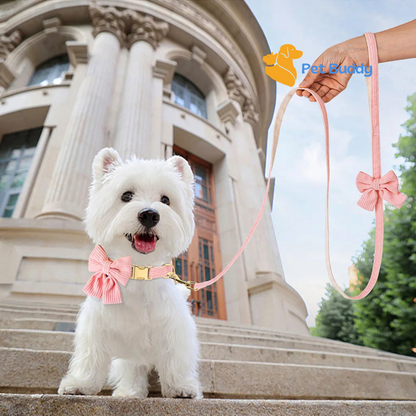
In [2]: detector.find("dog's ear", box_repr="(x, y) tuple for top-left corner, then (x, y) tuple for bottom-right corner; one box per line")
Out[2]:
(92, 148), (122, 182)
(168, 156), (194, 186)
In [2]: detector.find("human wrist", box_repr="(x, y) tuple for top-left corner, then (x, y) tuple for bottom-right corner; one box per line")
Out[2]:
(339, 35), (369, 66)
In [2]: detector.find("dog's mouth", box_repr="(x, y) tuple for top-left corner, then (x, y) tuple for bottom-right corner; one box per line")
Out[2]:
(125, 232), (159, 254)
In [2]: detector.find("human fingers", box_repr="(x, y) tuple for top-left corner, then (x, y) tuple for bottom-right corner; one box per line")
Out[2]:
(321, 88), (341, 103)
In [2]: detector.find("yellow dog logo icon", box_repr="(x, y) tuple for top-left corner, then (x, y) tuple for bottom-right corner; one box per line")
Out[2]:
(263, 45), (303, 87)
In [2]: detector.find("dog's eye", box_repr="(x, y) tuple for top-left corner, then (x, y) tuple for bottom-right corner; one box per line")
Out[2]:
(121, 191), (134, 202)
(160, 195), (170, 205)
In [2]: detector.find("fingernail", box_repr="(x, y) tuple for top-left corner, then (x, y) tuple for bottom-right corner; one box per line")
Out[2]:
(299, 81), (306, 87)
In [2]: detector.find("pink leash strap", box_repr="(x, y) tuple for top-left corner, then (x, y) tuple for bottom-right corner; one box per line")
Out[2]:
(195, 32), (406, 298)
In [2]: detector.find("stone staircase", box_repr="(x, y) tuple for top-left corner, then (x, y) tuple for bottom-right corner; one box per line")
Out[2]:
(0, 299), (415, 415)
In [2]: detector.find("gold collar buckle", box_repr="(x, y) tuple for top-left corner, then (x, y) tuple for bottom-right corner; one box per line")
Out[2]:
(131, 265), (151, 280)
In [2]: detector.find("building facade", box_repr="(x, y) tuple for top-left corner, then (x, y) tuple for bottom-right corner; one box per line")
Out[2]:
(0, 0), (308, 334)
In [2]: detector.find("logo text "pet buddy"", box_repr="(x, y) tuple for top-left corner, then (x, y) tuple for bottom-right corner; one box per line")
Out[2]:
(302, 63), (373, 77)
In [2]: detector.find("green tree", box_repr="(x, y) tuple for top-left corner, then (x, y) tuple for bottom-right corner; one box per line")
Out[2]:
(314, 283), (363, 345)
(353, 92), (416, 356)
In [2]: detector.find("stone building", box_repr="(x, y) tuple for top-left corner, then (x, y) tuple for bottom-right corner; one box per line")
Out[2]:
(0, 0), (308, 334)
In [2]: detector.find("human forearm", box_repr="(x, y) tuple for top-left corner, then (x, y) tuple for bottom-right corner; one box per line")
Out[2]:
(341, 19), (416, 66)
(298, 19), (416, 103)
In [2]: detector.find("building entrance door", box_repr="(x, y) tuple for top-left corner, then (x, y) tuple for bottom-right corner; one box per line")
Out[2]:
(173, 146), (227, 320)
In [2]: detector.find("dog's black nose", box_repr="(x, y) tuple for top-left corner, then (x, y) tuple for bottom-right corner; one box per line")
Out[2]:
(138, 209), (160, 228)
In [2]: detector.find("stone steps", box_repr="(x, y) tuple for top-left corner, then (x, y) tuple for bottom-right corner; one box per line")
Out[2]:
(0, 325), (411, 364)
(0, 318), (67, 331)
(2, 394), (416, 416)
(0, 301), (80, 313)
(1, 329), (415, 372)
(0, 301), (338, 341)
(0, 308), (78, 322)
(0, 301), (412, 362)
(201, 342), (416, 372)
(0, 301), (407, 359)
(197, 331), (414, 360)
(1, 299), (416, 406)
(1, 308), (414, 363)
(1, 347), (416, 400)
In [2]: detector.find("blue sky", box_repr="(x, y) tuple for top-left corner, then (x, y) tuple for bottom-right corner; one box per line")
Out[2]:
(245, 0), (416, 326)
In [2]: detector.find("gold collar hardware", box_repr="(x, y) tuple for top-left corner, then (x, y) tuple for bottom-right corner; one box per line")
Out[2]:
(165, 271), (198, 291)
(130, 264), (198, 291)
(131, 265), (150, 280)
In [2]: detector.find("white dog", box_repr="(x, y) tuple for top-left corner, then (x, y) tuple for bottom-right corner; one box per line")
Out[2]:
(58, 148), (201, 399)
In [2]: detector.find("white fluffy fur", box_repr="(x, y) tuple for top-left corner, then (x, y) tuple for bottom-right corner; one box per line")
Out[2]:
(58, 148), (201, 398)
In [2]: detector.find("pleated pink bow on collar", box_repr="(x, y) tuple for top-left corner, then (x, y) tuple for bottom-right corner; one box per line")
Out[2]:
(356, 170), (407, 211)
(83, 245), (132, 304)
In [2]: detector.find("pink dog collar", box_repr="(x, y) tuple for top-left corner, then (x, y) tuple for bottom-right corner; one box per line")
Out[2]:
(83, 245), (178, 304)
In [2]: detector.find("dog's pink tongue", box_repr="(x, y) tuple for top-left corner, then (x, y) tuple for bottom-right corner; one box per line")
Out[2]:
(134, 234), (157, 253)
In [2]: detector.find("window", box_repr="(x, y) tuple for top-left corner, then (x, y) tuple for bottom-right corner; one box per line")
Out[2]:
(171, 74), (207, 119)
(28, 55), (70, 87)
(0, 128), (42, 217)
(198, 238), (218, 317)
(194, 164), (212, 204)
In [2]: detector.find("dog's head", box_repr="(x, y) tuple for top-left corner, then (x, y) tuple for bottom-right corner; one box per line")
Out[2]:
(85, 148), (195, 263)
(278, 44), (303, 60)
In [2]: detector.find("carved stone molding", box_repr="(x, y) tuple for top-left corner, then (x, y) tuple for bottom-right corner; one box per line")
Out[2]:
(89, 2), (126, 45)
(150, 0), (252, 81)
(242, 94), (260, 126)
(89, 3), (168, 50)
(0, 0), (251, 84)
(0, 61), (15, 88)
(153, 59), (177, 84)
(66, 41), (89, 66)
(224, 68), (259, 125)
(223, 68), (245, 107)
(217, 99), (239, 125)
(123, 10), (169, 49)
(0, 30), (22, 62)
(43, 17), (61, 37)
(191, 45), (206, 65)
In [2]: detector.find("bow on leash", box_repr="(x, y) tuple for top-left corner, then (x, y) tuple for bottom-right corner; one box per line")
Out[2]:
(356, 170), (407, 211)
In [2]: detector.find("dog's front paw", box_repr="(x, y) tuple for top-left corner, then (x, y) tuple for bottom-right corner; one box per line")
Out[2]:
(162, 380), (202, 399)
(58, 374), (101, 396)
(112, 387), (148, 399)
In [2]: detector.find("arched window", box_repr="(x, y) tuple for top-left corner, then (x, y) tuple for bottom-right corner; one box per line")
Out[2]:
(0, 128), (42, 217)
(28, 55), (70, 87)
(171, 74), (207, 119)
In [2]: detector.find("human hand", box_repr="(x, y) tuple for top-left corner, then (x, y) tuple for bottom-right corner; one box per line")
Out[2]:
(297, 35), (368, 103)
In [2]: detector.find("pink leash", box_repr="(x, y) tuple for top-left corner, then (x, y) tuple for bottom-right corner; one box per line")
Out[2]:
(195, 32), (406, 299)
(85, 33), (406, 302)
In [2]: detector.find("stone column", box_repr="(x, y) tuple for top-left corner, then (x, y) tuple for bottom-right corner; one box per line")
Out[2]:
(38, 4), (124, 220)
(114, 12), (168, 160)
(152, 59), (176, 159)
